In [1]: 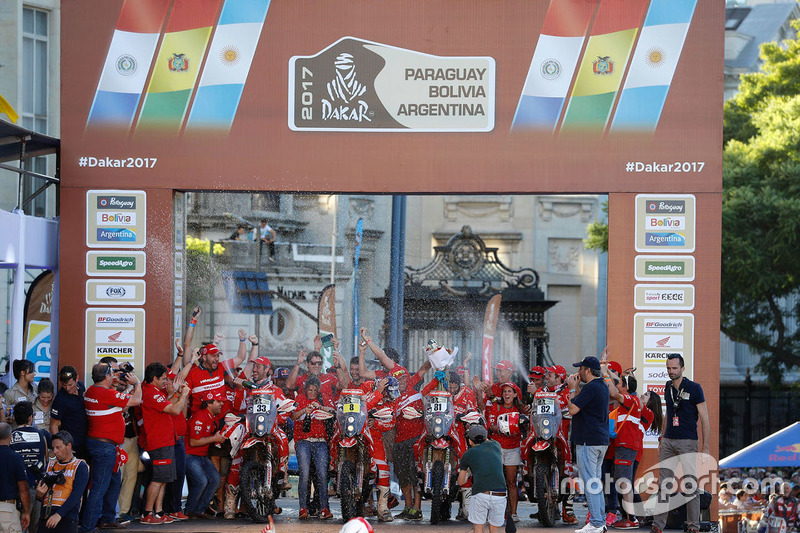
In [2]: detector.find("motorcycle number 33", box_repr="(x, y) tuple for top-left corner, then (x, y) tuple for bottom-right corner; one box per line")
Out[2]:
(536, 398), (556, 415)
(251, 400), (271, 414)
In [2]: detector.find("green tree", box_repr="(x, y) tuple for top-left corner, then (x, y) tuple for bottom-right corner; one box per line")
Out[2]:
(185, 236), (226, 312)
(584, 201), (609, 253)
(722, 26), (800, 381)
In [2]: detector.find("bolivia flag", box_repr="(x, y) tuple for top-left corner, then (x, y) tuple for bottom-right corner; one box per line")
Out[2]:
(86, 0), (171, 129)
(560, 0), (649, 134)
(512, 0), (597, 133)
(610, 0), (698, 133)
(185, 0), (271, 132)
(135, 0), (222, 134)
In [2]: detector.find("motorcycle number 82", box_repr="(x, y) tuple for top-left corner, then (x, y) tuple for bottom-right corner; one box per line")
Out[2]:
(536, 398), (556, 415)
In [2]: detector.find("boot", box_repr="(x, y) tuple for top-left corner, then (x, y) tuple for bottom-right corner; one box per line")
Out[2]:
(224, 485), (238, 520)
(377, 486), (394, 522)
(456, 487), (471, 521)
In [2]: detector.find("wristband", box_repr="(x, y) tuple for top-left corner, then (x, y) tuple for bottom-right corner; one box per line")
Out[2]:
(189, 323), (196, 328)
(240, 338), (246, 342)
(251, 342), (259, 346)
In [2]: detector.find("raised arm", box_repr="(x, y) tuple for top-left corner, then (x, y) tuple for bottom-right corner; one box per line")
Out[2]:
(333, 352), (352, 390)
(361, 328), (395, 370)
(124, 373), (143, 408)
(462, 351), (473, 389)
(181, 307), (201, 366)
(230, 328), (249, 368)
(287, 349), (307, 391)
(358, 341), (377, 380)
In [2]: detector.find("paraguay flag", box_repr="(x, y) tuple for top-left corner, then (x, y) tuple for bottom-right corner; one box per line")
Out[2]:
(511, 0), (597, 133)
(610, 0), (698, 133)
(185, 0), (271, 132)
(135, 0), (223, 134)
(86, 0), (171, 129)
(560, 0), (650, 134)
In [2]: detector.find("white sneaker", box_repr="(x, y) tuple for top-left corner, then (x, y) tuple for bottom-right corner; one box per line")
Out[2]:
(576, 523), (596, 533)
(511, 514), (520, 523)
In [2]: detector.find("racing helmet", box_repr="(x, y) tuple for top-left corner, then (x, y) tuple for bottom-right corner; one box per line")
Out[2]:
(384, 376), (400, 400)
(497, 411), (521, 436)
(340, 517), (374, 533)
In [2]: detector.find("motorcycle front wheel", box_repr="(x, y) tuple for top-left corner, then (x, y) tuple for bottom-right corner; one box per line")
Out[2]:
(430, 460), (445, 524)
(535, 461), (559, 527)
(240, 458), (275, 523)
(339, 459), (357, 523)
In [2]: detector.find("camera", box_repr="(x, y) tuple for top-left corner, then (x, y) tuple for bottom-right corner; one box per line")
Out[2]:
(41, 471), (66, 489)
(118, 362), (134, 382)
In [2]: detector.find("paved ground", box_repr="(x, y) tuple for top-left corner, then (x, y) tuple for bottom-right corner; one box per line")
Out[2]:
(118, 497), (637, 533)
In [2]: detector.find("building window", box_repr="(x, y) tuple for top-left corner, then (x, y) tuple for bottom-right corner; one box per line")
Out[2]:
(21, 7), (49, 216)
(252, 193), (281, 213)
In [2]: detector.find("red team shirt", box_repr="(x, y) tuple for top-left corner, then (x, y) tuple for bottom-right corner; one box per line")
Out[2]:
(394, 372), (424, 443)
(142, 383), (176, 451)
(293, 393), (334, 440)
(186, 409), (218, 456)
(85, 385), (131, 444)
(487, 402), (523, 449)
(294, 373), (338, 404)
(185, 360), (235, 415)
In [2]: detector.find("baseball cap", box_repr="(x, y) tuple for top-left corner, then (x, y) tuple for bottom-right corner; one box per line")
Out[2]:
(500, 382), (521, 398)
(572, 356), (601, 371)
(547, 365), (567, 379)
(201, 343), (220, 356)
(455, 365), (467, 376)
(391, 367), (409, 379)
(607, 361), (623, 376)
(466, 425), (488, 441)
(274, 367), (290, 379)
(166, 370), (177, 380)
(203, 390), (225, 403)
(495, 360), (513, 372)
(253, 356), (272, 369)
(529, 365), (546, 377)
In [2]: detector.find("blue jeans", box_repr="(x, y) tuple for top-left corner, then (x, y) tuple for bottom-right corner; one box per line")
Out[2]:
(296, 440), (329, 510)
(576, 444), (608, 528)
(164, 438), (186, 514)
(185, 455), (220, 515)
(80, 438), (122, 531)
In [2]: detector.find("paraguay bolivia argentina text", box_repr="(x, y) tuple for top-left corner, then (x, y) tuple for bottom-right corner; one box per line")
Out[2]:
(399, 67), (488, 117)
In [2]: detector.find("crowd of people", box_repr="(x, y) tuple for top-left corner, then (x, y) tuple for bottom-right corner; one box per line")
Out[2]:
(0, 308), (723, 533)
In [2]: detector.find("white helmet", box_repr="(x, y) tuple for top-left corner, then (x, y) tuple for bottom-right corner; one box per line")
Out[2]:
(340, 517), (374, 533)
(228, 423), (247, 458)
(497, 412), (521, 436)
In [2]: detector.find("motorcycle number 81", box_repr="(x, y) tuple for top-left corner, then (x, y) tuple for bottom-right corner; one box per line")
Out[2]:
(430, 398), (448, 412)
(250, 401), (271, 414)
(343, 402), (361, 413)
(536, 398), (556, 415)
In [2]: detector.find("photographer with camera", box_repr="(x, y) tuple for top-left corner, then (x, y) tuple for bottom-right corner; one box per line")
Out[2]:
(80, 361), (142, 533)
(36, 431), (89, 533)
(11, 401), (51, 532)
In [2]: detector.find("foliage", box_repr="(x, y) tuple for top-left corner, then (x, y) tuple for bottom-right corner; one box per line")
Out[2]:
(721, 22), (800, 382)
(185, 236), (226, 310)
(584, 201), (609, 253)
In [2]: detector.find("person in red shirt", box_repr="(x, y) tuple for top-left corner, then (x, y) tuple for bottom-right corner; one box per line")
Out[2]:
(81, 361), (142, 532)
(185, 391), (226, 519)
(292, 376), (336, 520)
(286, 349), (338, 404)
(140, 362), (190, 525)
(393, 366), (425, 521)
(487, 382), (525, 522)
(184, 329), (253, 416)
(472, 360), (514, 410)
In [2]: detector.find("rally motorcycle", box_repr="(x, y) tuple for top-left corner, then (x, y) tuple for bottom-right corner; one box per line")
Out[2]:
(522, 389), (563, 527)
(237, 388), (285, 523)
(335, 389), (373, 522)
(420, 390), (460, 524)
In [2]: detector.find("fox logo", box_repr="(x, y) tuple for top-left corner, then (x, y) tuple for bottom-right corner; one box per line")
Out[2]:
(656, 336), (671, 347)
(775, 443), (800, 453)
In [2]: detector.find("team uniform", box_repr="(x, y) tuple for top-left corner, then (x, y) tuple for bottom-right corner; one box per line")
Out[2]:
(486, 402), (523, 466)
(142, 383), (177, 483)
(185, 360), (236, 416)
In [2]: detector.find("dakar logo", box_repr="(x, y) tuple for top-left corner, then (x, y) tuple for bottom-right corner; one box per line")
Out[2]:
(541, 58), (561, 80)
(168, 53), (189, 72)
(592, 56), (614, 75)
(116, 54), (137, 76)
(321, 52), (371, 122)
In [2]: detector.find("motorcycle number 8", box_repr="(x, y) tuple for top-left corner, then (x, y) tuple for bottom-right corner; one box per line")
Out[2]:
(536, 398), (555, 415)
(343, 402), (361, 413)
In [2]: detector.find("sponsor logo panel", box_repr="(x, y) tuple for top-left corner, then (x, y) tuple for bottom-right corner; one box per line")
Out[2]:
(643, 351), (677, 364)
(95, 328), (136, 344)
(96, 212), (136, 226)
(645, 200), (685, 214)
(643, 367), (670, 381)
(95, 345), (135, 359)
(643, 334), (684, 350)
(643, 319), (684, 332)
(95, 313), (137, 328)
(97, 195), (137, 210)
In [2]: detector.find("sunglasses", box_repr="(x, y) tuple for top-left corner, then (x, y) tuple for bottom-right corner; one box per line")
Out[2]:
(309, 361), (323, 366)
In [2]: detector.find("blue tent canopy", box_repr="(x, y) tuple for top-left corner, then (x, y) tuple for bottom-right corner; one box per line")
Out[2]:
(719, 421), (800, 469)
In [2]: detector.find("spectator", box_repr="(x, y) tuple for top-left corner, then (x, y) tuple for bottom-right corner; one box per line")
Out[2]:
(458, 425), (507, 533)
(292, 375), (335, 520)
(286, 349), (338, 404)
(228, 225), (247, 241)
(761, 482), (798, 532)
(185, 391), (226, 520)
(50, 366), (88, 459)
(567, 355), (610, 533)
(163, 368), (191, 522)
(652, 354), (710, 533)
(139, 362), (190, 524)
(718, 484), (736, 508)
(33, 378), (54, 431)
(472, 360), (514, 409)
(80, 361), (142, 532)
(117, 398), (140, 524)
(11, 401), (51, 532)
(391, 365), (426, 521)
(4, 359), (36, 412)
(0, 421), (31, 533)
(35, 431), (89, 533)
(255, 219), (276, 262)
(486, 382), (524, 522)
